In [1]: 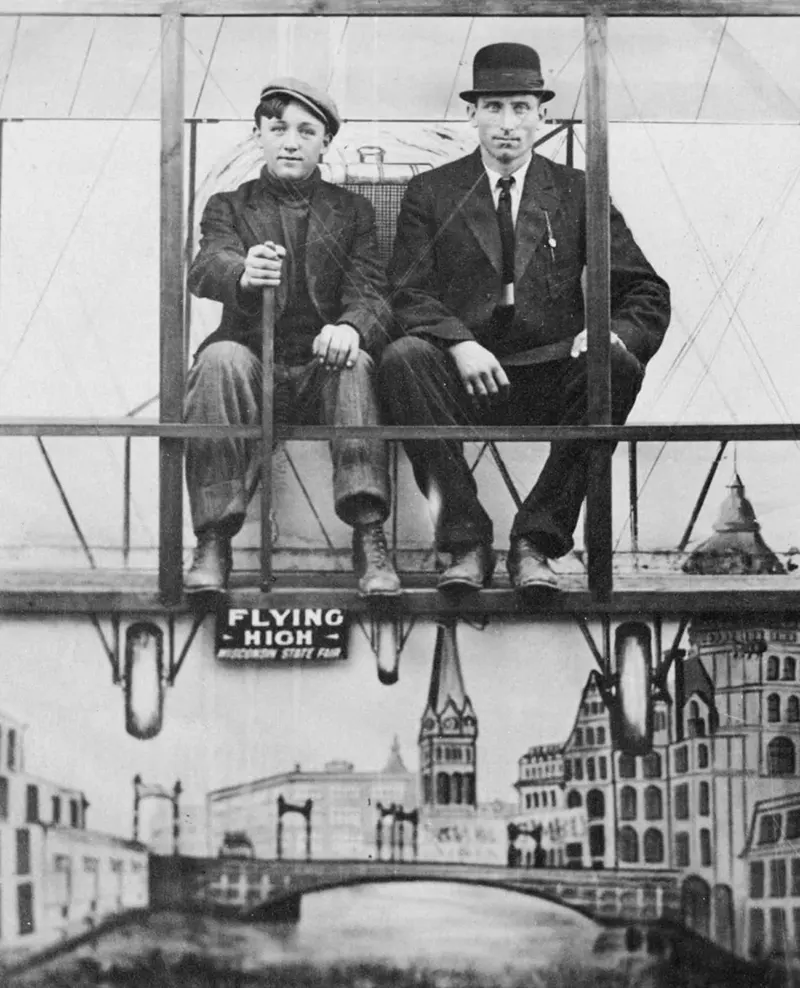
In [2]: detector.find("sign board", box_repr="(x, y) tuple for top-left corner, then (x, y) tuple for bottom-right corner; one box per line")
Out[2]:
(216, 607), (349, 662)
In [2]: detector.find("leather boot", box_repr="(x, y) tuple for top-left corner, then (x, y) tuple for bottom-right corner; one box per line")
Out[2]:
(438, 543), (496, 593)
(185, 529), (232, 594)
(507, 536), (561, 593)
(352, 523), (401, 597)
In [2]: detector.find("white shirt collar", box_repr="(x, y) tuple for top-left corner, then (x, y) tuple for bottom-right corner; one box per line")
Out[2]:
(484, 153), (533, 195)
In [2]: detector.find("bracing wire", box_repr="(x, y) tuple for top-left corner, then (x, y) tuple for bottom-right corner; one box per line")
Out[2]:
(695, 18), (728, 122)
(68, 19), (97, 118)
(0, 16), (20, 117)
(191, 16), (226, 119)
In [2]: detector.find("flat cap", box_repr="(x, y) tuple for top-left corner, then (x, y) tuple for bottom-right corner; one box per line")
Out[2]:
(259, 77), (341, 137)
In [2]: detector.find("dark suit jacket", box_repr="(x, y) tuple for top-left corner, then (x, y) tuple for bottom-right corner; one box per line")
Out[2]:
(388, 149), (670, 366)
(189, 167), (390, 361)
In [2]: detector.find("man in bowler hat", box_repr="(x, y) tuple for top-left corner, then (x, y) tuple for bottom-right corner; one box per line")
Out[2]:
(380, 43), (670, 593)
(184, 78), (400, 596)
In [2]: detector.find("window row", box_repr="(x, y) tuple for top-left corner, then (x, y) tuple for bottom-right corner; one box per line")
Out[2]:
(617, 827), (712, 867)
(524, 789), (558, 810)
(564, 756), (608, 782)
(750, 858), (800, 899)
(673, 743), (709, 774)
(748, 906), (799, 962)
(618, 752), (663, 780)
(434, 745), (472, 763)
(573, 726), (607, 748)
(766, 655), (799, 682)
(427, 772), (476, 807)
(758, 804), (800, 847)
(766, 694), (800, 723)
(581, 701), (605, 717)
(674, 781), (711, 820)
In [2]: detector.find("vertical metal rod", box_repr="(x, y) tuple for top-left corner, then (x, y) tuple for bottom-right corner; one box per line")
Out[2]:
(628, 441), (639, 560)
(184, 118), (198, 355)
(391, 441), (399, 565)
(566, 119), (575, 168)
(261, 288), (276, 589)
(678, 440), (728, 552)
(123, 437), (131, 566)
(584, 12), (613, 602)
(158, 12), (186, 604)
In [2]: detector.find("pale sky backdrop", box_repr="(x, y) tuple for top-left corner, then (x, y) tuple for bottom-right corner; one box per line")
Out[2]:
(0, 14), (798, 844)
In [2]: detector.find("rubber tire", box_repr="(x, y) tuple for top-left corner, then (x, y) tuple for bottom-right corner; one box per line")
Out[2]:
(611, 621), (653, 756)
(376, 620), (400, 686)
(124, 622), (165, 740)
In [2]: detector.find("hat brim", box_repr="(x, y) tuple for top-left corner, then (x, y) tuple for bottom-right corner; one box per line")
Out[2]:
(460, 88), (555, 105)
(259, 87), (339, 136)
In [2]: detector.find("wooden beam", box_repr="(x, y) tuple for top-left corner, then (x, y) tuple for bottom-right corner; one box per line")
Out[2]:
(1, 420), (800, 442)
(584, 11), (613, 603)
(0, 0), (797, 15)
(158, 11), (185, 606)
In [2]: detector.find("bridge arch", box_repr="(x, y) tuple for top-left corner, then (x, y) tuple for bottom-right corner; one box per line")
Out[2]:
(247, 872), (610, 925)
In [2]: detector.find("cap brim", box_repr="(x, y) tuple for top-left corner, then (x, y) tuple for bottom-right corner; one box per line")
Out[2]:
(459, 88), (555, 104)
(259, 87), (338, 134)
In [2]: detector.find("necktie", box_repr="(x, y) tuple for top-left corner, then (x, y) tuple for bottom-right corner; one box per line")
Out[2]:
(497, 176), (515, 306)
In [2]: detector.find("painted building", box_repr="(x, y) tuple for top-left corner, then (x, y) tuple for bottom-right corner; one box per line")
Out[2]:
(207, 742), (417, 862)
(741, 792), (800, 962)
(513, 475), (800, 955)
(0, 707), (148, 951)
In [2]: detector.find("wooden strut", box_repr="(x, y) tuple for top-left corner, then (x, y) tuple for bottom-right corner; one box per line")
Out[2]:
(261, 287), (276, 590)
(1, 1), (796, 18)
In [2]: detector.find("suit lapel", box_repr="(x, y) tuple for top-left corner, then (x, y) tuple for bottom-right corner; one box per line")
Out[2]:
(305, 186), (344, 313)
(515, 154), (561, 282)
(453, 150), (503, 276)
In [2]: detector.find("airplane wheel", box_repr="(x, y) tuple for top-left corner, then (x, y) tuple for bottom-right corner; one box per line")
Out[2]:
(124, 622), (165, 740)
(376, 620), (400, 686)
(611, 621), (653, 756)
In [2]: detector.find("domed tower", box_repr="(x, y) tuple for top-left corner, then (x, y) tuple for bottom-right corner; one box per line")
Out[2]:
(418, 619), (478, 810)
(683, 473), (784, 575)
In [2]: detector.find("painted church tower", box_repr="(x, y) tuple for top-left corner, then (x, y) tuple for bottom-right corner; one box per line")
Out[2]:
(418, 619), (478, 810)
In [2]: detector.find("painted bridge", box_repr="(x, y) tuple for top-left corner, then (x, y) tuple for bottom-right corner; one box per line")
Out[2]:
(149, 855), (681, 924)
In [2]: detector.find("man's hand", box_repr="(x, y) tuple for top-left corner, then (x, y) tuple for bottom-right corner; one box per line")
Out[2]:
(313, 324), (361, 370)
(571, 328), (628, 358)
(449, 340), (510, 401)
(240, 241), (286, 291)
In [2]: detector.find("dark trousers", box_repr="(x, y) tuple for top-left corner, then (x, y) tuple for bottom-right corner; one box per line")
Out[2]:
(184, 341), (389, 537)
(377, 336), (644, 558)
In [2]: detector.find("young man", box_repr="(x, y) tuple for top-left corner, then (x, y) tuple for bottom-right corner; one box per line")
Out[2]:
(380, 43), (671, 594)
(184, 78), (400, 596)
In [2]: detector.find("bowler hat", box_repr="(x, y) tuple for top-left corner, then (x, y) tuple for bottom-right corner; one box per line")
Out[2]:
(258, 77), (341, 137)
(460, 43), (555, 104)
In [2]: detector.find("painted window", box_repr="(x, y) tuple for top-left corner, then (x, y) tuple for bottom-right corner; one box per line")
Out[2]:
(788, 697), (800, 723)
(619, 754), (636, 779)
(767, 738), (796, 776)
(587, 789), (605, 820)
(759, 812), (783, 844)
(699, 781), (710, 816)
(784, 656), (796, 681)
(768, 694), (781, 723)
(675, 783), (690, 820)
(644, 785), (663, 821)
(644, 828), (664, 863)
(750, 861), (765, 898)
(643, 752), (662, 779)
(771, 858), (787, 897)
(618, 826), (639, 864)
(700, 829), (712, 867)
(620, 786), (637, 821)
(567, 790), (582, 809)
(674, 746), (689, 774)
(675, 832), (690, 867)
(767, 655), (780, 681)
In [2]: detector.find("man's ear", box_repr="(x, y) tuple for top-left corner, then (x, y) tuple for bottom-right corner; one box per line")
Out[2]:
(466, 103), (477, 127)
(322, 133), (332, 152)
